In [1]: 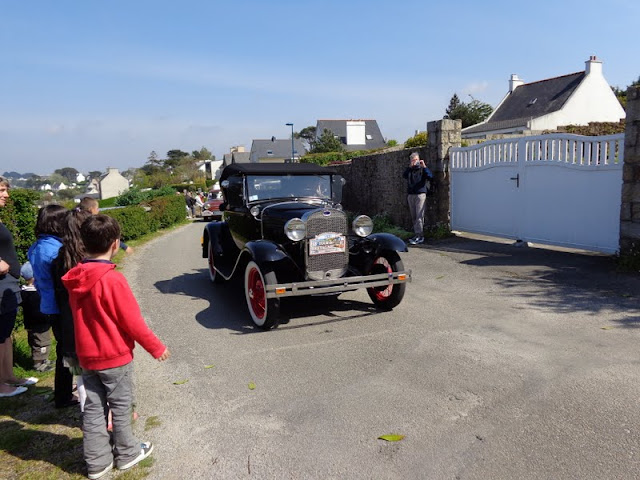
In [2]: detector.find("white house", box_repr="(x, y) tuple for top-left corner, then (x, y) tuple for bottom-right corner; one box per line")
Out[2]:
(99, 167), (129, 200)
(462, 56), (626, 138)
(76, 172), (86, 182)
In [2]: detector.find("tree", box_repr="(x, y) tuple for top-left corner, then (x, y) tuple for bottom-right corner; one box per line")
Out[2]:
(192, 147), (212, 161)
(295, 126), (317, 150)
(311, 128), (344, 154)
(165, 150), (190, 169)
(612, 76), (640, 110)
(54, 167), (79, 183)
(404, 132), (428, 148)
(147, 151), (161, 167)
(88, 170), (102, 179)
(445, 94), (493, 128)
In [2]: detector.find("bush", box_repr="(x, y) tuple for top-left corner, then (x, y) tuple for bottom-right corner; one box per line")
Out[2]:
(99, 197), (117, 208)
(115, 186), (177, 207)
(301, 150), (372, 166)
(148, 195), (186, 229)
(103, 206), (152, 241)
(404, 132), (428, 148)
(0, 189), (39, 264)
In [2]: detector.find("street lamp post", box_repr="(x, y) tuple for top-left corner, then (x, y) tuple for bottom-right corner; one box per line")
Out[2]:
(285, 123), (295, 162)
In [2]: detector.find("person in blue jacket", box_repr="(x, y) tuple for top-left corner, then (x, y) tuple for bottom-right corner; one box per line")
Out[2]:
(28, 204), (78, 408)
(402, 152), (434, 245)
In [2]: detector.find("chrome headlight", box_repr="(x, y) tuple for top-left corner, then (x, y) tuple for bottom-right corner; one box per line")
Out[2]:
(285, 218), (306, 241)
(352, 215), (373, 237)
(250, 206), (261, 217)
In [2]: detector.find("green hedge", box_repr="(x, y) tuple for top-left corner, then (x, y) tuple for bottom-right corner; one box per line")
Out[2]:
(0, 189), (39, 264)
(301, 149), (373, 166)
(103, 194), (186, 241)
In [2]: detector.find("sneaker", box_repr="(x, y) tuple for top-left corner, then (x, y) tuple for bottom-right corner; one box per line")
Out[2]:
(0, 386), (27, 398)
(408, 236), (418, 245)
(34, 360), (54, 372)
(414, 236), (425, 244)
(118, 442), (154, 470)
(88, 461), (113, 479)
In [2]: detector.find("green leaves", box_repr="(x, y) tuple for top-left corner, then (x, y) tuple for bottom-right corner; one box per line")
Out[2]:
(378, 434), (405, 442)
(204, 365), (215, 369)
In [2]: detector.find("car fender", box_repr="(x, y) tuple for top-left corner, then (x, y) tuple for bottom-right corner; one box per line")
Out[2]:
(243, 240), (289, 265)
(367, 233), (409, 254)
(202, 221), (229, 258)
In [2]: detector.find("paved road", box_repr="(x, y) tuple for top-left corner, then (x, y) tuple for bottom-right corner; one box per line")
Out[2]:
(124, 222), (640, 480)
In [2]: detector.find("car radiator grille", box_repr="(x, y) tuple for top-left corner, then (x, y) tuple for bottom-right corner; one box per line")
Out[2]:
(305, 209), (349, 281)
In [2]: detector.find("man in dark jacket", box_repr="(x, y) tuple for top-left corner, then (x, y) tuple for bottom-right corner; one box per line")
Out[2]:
(402, 152), (433, 245)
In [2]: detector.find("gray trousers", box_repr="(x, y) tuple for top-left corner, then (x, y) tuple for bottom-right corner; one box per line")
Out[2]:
(407, 193), (427, 235)
(82, 362), (139, 471)
(27, 326), (51, 363)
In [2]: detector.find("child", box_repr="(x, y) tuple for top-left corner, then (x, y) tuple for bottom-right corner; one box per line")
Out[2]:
(62, 214), (170, 479)
(19, 262), (53, 372)
(28, 204), (74, 407)
(78, 197), (133, 254)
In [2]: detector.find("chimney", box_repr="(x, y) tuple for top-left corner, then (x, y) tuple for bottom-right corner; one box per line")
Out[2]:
(509, 74), (524, 93)
(585, 55), (602, 76)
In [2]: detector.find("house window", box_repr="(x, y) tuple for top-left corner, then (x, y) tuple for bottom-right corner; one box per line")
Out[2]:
(366, 134), (373, 140)
(267, 150), (273, 155)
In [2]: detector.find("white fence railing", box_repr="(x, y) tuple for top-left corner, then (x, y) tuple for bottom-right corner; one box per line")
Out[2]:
(450, 133), (624, 170)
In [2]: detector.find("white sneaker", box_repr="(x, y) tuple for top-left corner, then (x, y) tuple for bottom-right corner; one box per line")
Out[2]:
(118, 442), (154, 470)
(408, 236), (418, 245)
(88, 461), (113, 479)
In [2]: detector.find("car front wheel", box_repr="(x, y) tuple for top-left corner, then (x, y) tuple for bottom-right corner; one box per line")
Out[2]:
(208, 242), (225, 284)
(244, 261), (280, 329)
(366, 252), (406, 310)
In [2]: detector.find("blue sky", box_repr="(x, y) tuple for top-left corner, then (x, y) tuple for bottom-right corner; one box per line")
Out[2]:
(2, 0), (638, 175)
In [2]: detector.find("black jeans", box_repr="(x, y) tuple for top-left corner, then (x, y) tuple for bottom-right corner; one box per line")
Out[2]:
(48, 314), (74, 407)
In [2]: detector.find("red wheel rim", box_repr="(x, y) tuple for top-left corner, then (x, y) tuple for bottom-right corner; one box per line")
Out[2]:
(248, 268), (266, 319)
(372, 257), (393, 300)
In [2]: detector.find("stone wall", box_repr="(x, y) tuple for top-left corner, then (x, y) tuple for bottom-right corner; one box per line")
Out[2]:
(621, 86), (640, 251)
(333, 119), (461, 231)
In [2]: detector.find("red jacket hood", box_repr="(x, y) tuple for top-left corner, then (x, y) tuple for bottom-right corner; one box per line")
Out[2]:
(62, 261), (116, 295)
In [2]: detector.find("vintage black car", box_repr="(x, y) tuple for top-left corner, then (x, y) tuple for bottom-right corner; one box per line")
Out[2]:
(202, 163), (411, 329)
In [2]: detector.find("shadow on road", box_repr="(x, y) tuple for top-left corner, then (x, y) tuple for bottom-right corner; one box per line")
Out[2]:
(154, 269), (380, 333)
(424, 236), (640, 324)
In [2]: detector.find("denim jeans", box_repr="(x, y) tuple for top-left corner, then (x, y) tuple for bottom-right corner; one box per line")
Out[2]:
(82, 362), (139, 471)
(407, 193), (427, 235)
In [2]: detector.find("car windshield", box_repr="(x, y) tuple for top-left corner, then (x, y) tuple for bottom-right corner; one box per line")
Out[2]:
(246, 175), (332, 202)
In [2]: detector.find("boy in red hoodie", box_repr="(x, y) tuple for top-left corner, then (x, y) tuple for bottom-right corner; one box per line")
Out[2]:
(62, 215), (170, 480)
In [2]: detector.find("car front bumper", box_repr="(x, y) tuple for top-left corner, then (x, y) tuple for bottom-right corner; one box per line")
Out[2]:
(264, 270), (411, 298)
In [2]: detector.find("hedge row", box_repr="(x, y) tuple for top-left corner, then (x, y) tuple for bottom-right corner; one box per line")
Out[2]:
(103, 194), (186, 241)
(0, 189), (39, 264)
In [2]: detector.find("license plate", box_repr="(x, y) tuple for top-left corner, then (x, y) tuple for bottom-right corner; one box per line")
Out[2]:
(309, 232), (346, 256)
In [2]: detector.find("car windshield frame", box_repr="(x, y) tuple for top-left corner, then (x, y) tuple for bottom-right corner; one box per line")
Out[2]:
(245, 174), (332, 203)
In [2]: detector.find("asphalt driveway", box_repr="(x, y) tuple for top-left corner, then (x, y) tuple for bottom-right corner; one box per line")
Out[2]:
(124, 223), (640, 479)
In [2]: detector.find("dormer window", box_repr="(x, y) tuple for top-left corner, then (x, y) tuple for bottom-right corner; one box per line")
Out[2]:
(267, 150), (273, 156)
(366, 134), (373, 140)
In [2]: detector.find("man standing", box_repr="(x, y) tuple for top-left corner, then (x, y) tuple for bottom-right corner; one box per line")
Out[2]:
(403, 152), (433, 245)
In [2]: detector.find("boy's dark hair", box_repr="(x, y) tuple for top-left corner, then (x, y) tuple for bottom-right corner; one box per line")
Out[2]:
(80, 214), (121, 255)
(78, 196), (99, 212)
(35, 204), (67, 237)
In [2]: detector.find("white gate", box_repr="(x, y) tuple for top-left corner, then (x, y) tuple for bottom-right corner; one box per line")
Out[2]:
(449, 133), (624, 254)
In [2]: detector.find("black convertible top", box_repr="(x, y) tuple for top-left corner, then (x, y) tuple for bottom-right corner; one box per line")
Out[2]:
(220, 162), (337, 181)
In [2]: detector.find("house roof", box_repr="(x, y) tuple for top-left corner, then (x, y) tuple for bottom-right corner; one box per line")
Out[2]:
(463, 72), (585, 135)
(250, 139), (307, 160)
(316, 119), (386, 151)
(232, 152), (250, 163)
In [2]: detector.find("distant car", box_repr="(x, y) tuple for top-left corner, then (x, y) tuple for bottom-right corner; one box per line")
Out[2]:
(201, 192), (223, 221)
(201, 163), (411, 330)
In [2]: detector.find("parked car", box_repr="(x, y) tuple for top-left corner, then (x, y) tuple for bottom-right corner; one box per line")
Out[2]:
(201, 191), (224, 221)
(201, 163), (411, 329)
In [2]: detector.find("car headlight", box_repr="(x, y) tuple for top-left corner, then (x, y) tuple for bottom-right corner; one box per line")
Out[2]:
(285, 218), (306, 241)
(352, 215), (373, 237)
(250, 206), (261, 217)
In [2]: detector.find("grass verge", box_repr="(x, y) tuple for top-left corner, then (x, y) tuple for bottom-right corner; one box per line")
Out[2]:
(0, 222), (189, 479)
